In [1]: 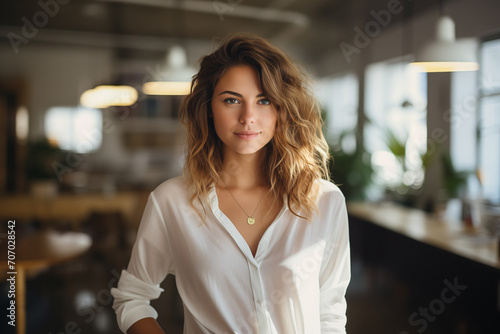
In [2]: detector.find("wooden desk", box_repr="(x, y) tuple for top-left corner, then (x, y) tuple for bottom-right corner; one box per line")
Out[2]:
(347, 201), (500, 270)
(1, 230), (92, 334)
(0, 191), (141, 228)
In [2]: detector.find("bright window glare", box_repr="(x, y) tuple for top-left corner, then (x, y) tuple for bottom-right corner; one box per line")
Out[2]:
(45, 107), (102, 153)
(478, 37), (500, 205)
(481, 39), (500, 93)
(450, 71), (477, 172)
(371, 151), (402, 187)
(364, 58), (427, 191)
(479, 96), (500, 204)
(315, 72), (359, 153)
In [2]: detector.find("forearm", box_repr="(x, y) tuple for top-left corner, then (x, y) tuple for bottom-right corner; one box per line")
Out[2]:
(127, 317), (165, 334)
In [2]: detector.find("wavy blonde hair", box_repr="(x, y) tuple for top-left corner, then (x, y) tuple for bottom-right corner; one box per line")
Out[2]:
(179, 34), (330, 221)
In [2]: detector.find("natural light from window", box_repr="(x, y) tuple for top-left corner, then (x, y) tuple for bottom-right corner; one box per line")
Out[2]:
(364, 58), (427, 192)
(315, 72), (359, 153)
(45, 107), (102, 154)
(478, 36), (500, 205)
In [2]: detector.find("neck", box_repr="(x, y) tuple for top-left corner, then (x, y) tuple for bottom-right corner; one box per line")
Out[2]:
(219, 150), (267, 190)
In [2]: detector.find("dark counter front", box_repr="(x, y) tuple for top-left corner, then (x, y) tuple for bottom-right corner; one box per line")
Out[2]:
(346, 202), (500, 334)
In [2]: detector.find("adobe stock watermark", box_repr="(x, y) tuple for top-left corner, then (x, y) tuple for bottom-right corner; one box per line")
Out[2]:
(399, 277), (468, 334)
(213, 0), (243, 22)
(339, 0), (405, 63)
(7, 0), (71, 54)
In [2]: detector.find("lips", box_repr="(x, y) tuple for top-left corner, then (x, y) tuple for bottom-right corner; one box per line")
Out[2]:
(234, 131), (261, 140)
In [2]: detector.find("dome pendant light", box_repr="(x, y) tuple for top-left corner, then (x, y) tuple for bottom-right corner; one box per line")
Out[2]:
(143, 45), (196, 95)
(411, 15), (479, 72)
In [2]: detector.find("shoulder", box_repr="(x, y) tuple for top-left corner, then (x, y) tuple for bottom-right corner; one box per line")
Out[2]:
(316, 178), (344, 199)
(153, 175), (187, 192)
(314, 179), (346, 210)
(312, 180), (348, 237)
(151, 175), (189, 203)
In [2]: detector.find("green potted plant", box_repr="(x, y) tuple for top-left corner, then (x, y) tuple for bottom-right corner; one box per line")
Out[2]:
(382, 127), (435, 207)
(329, 131), (374, 202)
(440, 152), (473, 223)
(319, 105), (374, 201)
(441, 152), (470, 199)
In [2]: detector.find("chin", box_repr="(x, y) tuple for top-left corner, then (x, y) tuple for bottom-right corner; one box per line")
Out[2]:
(236, 149), (262, 155)
(233, 146), (267, 156)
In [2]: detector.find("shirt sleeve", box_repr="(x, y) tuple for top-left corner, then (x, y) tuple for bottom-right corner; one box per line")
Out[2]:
(319, 192), (351, 333)
(111, 192), (175, 333)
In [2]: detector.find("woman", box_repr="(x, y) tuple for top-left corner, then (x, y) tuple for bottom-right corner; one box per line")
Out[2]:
(111, 34), (350, 334)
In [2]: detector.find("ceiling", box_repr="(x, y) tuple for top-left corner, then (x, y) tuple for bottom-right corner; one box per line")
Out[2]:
(1, 0), (444, 66)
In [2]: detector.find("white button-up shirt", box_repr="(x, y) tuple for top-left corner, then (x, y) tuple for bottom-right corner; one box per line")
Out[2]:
(111, 176), (350, 333)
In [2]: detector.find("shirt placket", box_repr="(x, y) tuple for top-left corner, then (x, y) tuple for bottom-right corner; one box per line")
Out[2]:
(248, 259), (270, 333)
(248, 227), (275, 333)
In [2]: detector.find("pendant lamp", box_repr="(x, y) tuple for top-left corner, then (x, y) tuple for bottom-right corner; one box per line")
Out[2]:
(143, 45), (196, 95)
(411, 15), (479, 72)
(80, 85), (138, 108)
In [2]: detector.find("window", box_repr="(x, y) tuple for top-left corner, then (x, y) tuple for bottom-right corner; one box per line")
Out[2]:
(364, 57), (427, 191)
(450, 71), (477, 172)
(315, 72), (358, 153)
(478, 35), (500, 205)
(45, 107), (102, 153)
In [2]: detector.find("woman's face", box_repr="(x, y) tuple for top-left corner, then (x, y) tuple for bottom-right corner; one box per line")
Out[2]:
(211, 65), (278, 158)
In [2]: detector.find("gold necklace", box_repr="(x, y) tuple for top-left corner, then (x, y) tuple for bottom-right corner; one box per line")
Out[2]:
(223, 180), (266, 225)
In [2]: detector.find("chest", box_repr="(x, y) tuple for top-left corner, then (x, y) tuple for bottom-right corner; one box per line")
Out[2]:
(216, 189), (283, 256)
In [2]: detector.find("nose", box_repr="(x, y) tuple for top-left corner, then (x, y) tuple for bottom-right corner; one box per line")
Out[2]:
(239, 103), (256, 124)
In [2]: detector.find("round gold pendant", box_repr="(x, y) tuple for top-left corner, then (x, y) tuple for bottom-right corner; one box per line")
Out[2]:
(247, 217), (256, 225)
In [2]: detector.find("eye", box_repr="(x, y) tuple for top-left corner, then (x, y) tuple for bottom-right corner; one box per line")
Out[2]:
(258, 99), (271, 105)
(223, 98), (239, 104)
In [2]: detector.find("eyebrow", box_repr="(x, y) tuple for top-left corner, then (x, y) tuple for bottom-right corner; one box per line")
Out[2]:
(218, 90), (265, 98)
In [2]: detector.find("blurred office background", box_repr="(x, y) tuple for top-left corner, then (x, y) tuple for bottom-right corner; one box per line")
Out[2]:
(0, 0), (499, 333)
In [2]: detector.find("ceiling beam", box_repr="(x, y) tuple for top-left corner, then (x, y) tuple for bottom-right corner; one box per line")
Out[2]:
(97, 0), (309, 43)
